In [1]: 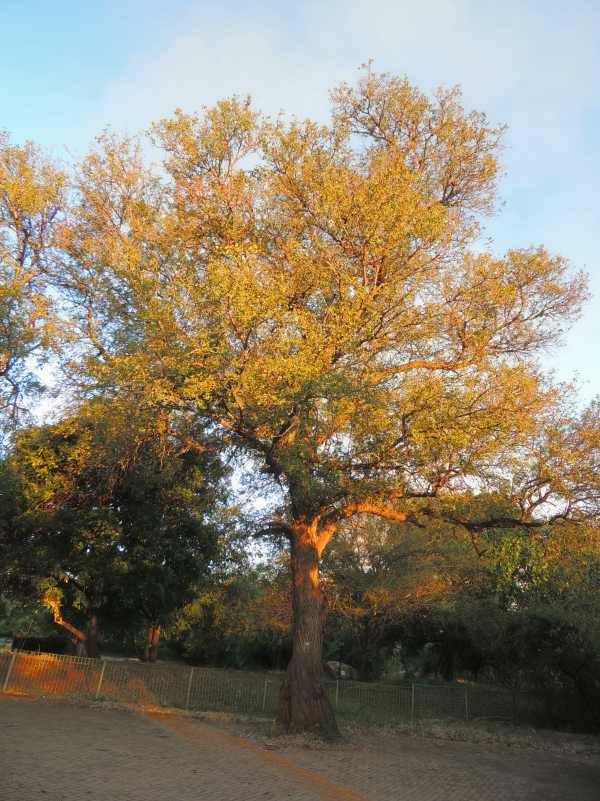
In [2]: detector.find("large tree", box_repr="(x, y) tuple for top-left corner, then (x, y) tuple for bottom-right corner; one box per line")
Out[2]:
(58, 71), (599, 733)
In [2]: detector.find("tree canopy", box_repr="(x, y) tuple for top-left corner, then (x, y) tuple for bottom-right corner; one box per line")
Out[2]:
(1, 69), (599, 734)
(0, 133), (64, 441)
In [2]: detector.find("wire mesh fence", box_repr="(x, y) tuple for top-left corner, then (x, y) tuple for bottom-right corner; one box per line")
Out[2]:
(1, 649), (536, 725)
(324, 677), (519, 724)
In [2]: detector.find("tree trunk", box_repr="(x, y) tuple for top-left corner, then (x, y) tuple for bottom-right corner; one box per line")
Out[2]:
(144, 624), (161, 663)
(85, 613), (99, 658)
(276, 523), (339, 737)
(143, 626), (151, 662)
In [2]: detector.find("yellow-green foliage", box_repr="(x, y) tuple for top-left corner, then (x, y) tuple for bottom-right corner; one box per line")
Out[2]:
(0, 132), (65, 434)
(55, 70), (598, 548)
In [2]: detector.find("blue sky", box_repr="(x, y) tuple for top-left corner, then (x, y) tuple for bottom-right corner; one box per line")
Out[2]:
(3, 0), (599, 401)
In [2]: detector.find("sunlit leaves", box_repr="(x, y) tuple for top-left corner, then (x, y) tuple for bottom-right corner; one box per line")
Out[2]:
(0, 132), (65, 437)
(57, 70), (598, 536)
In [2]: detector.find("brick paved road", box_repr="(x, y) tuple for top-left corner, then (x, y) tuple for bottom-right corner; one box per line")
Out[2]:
(1, 696), (598, 800)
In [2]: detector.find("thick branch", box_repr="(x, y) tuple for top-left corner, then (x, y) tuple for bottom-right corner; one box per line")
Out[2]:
(49, 604), (87, 642)
(334, 502), (409, 525)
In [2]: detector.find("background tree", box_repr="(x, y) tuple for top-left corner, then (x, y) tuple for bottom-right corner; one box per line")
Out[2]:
(321, 515), (464, 679)
(3, 398), (225, 658)
(0, 132), (64, 442)
(58, 71), (599, 733)
(103, 414), (225, 661)
(173, 563), (292, 670)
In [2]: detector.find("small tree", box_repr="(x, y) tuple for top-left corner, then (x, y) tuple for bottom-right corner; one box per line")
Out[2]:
(106, 421), (224, 661)
(60, 71), (599, 733)
(5, 415), (121, 656)
(4, 399), (224, 658)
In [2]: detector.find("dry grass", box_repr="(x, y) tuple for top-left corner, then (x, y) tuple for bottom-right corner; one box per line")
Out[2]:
(347, 718), (600, 763)
(217, 711), (600, 763)
(25, 692), (600, 764)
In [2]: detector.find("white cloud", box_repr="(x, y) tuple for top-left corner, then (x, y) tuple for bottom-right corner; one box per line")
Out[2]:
(90, 0), (600, 398)
(95, 1), (599, 181)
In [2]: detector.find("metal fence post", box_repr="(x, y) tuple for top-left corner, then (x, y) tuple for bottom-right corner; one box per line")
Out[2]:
(262, 679), (268, 712)
(95, 661), (106, 699)
(410, 682), (415, 724)
(2, 651), (17, 693)
(335, 679), (339, 708)
(465, 685), (470, 721)
(185, 667), (194, 710)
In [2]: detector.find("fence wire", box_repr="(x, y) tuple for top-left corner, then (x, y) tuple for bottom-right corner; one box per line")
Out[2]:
(1, 649), (534, 725)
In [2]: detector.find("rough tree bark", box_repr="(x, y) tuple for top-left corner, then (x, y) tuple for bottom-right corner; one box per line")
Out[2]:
(86, 613), (99, 658)
(275, 504), (409, 735)
(276, 521), (339, 737)
(143, 624), (161, 663)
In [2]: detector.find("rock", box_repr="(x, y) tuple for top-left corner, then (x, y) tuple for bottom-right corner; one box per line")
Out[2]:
(324, 660), (359, 680)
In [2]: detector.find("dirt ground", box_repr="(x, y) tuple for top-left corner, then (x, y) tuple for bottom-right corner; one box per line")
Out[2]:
(1, 695), (599, 801)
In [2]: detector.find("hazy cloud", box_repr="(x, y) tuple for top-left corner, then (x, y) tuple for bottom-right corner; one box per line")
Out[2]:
(91, 0), (600, 397)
